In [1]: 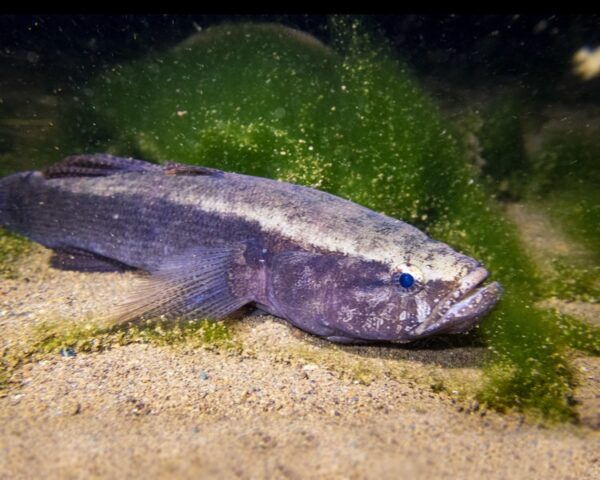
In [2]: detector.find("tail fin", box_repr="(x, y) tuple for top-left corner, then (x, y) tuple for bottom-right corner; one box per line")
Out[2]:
(0, 171), (32, 228)
(0, 173), (9, 227)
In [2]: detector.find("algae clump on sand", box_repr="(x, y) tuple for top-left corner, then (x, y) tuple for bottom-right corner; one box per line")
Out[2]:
(59, 19), (597, 420)
(0, 228), (32, 278)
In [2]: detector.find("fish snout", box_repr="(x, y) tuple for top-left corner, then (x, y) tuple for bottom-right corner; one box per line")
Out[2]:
(409, 267), (503, 338)
(439, 281), (503, 333)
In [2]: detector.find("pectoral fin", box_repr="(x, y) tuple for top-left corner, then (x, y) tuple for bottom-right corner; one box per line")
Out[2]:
(110, 246), (249, 324)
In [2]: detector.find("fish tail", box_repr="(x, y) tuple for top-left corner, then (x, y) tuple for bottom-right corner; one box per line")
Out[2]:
(0, 171), (37, 228)
(0, 174), (9, 226)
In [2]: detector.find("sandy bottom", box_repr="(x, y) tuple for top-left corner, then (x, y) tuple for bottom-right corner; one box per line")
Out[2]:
(1, 246), (599, 479)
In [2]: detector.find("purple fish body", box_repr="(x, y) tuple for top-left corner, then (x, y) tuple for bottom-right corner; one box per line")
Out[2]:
(0, 155), (502, 343)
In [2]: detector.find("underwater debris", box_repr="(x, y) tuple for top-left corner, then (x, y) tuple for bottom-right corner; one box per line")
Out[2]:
(573, 46), (600, 80)
(60, 347), (76, 358)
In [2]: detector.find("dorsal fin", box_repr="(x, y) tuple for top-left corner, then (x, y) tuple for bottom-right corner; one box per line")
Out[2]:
(162, 162), (223, 176)
(43, 154), (161, 179)
(43, 154), (223, 179)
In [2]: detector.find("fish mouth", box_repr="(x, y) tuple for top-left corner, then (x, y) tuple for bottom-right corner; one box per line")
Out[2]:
(409, 267), (503, 338)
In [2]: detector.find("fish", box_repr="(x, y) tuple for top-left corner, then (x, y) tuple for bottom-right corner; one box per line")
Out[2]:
(0, 154), (502, 344)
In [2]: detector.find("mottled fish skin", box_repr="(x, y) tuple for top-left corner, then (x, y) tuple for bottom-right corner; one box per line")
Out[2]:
(0, 155), (502, 343)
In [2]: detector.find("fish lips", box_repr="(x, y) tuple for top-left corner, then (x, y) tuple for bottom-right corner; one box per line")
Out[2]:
(409, 268), (503, 339)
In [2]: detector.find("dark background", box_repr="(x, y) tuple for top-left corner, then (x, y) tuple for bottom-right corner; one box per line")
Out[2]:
(1, 14), (599, 100)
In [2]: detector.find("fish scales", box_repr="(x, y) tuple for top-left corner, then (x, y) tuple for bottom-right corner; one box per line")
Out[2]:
(39, 170), (429, 269)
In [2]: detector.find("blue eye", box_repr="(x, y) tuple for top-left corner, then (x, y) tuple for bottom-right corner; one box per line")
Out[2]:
(399, 273), (414, 288)
(392, 271), (420, 293)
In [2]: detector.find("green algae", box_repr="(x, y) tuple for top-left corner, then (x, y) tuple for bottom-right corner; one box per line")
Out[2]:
(34, 317), (237, 352)
(529, 135), (600, 262)
(540, 257), (600, 303)
(17, 18), (599, 421)
(476, 95), (529, 198)
(432, 213), (584, 421)
(475, 104), (600, 302)
(554, 313), (600, 356)
(0, 318), (238, 392)
(0, 152), (26, 177)
(0, 228), (32, 279)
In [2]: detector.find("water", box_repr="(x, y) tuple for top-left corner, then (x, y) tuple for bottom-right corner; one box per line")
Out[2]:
(0, 14), (599, 420)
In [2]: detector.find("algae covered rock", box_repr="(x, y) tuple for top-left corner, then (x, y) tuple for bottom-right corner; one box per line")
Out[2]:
(66, 21), (473, 225)
(54, 19), (599, 420)
(65, 23), (341, 187)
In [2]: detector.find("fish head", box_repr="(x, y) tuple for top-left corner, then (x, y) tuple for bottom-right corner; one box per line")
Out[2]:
(269, 244), (502, 343)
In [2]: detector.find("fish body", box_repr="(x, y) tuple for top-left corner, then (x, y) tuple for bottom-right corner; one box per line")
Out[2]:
(0, 155), (502, 343)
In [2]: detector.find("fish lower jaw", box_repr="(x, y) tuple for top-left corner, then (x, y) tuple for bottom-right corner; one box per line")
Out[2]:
(410, 280), (503, 338)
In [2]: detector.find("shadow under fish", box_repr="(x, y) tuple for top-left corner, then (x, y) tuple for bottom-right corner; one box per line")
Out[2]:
(0, 154), (502, 344)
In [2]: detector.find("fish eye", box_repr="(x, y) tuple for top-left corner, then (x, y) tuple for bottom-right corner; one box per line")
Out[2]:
(392, 269), (423, 294)
(399, 273), (414, 288)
